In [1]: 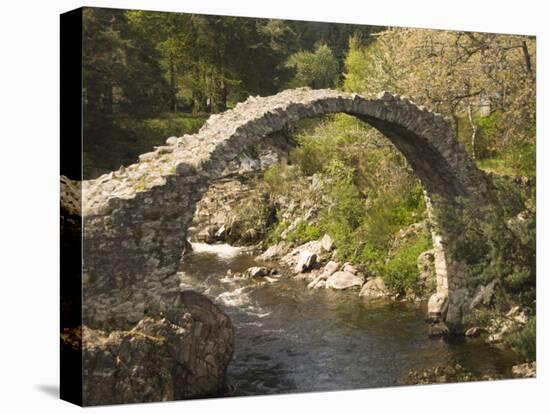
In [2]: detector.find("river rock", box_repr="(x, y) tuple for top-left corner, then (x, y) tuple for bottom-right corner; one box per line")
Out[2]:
(325, 271), (364, 290)
(281, 240), (324, 270)
(79, 290), (234, 406)
(295, 251), (317, 273)
(464, 326), (486, 337)
(428, 291), (448, 320)
(506, 305), (528, 325)
(314, 280), (326, 289)
(245, 266), (270, 278)
(321, 234), (334, 252)
(321, 261), (340, 278)
(259, 241), (291, 261)
(359, 277), (390, 298)
(342, 262), (360, 275)
(428, 321), (450, 337)
(511, 362), (536, 378)
(196, 225), (218, 243)
(215, 224), (226, 239)
(307, 262), (339, 289)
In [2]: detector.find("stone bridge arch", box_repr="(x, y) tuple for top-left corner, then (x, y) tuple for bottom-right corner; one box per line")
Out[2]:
(75, 88), (493, 331)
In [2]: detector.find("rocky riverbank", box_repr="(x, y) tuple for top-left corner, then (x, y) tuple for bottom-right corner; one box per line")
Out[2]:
(61, 181), (235, 406)
(60, 291), (234, 406)
(401, 360), (536, 385)
(189, 157), (536, 375)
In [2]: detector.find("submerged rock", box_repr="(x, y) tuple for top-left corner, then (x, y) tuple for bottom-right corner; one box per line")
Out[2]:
(428, 321), (450, 337)
(245, 266), (270, 278)
(464, 326), (486, 337)
(325, 271), (364, 290)
(78, 291), (234, 406)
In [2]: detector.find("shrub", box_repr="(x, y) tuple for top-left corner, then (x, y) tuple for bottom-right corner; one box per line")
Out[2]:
(383, 229), (432, 294)
(285, 221), (323, 245)
(505, 317), (536, 362)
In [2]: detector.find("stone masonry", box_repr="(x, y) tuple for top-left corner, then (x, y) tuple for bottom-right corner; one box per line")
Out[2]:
(68, 87), (494, 331)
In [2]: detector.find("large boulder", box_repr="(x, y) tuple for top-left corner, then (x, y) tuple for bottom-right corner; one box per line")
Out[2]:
(78, 291), (234, 406)
(325, 271), (364, 290)
(295, 251), (317, 273)
(359, 277), (390, 298)
(280, 240), (324, 270)
(259, 241), (291, 261)
(307, 261), (340, 289)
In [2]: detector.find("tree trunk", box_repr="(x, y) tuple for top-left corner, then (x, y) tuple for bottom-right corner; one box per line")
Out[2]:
(467, 103), (478, 160)
(522, 41), (533, 75)
(170, 59), (177, 113)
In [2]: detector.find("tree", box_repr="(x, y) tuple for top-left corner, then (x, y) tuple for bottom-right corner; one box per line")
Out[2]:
(343, 28), (536, 176)
(286, 44), (339, 89)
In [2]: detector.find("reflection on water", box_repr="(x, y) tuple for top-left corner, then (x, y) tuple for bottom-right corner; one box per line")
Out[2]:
(179, 242), (519, 397)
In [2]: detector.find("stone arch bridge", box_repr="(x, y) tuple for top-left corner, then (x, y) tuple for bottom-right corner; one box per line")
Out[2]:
(66, 88), (495, 332)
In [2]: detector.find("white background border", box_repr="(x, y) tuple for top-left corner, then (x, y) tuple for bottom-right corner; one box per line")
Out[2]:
(0, 0), (547, 412)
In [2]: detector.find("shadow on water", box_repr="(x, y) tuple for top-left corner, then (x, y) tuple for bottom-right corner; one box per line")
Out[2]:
(179, 243), (520, 397)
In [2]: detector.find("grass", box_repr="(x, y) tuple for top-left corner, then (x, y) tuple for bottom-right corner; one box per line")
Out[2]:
(477, 157), (518, 176)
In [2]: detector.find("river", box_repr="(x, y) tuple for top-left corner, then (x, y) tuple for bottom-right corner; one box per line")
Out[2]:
(178, 242), (520, 397)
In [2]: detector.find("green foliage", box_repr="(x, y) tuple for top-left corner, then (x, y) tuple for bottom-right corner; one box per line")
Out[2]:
(505, 141), (536, 178)
(80, 9), (381, 180)
(343, 34), (370, 92)
(263, 164), (303, 197)
(285, 221), (323, 245)
(265, 218), (290, 245)
(226, 192), (277, 244)
(505, 317), (536, 362)
(342, 28), (536, 180)
(264, 114), (429, 288)
(286, 44), (339, 89)
(437, 189), (536, 309)
(83, 113), (206, 178)
(384, 229), (432, 294)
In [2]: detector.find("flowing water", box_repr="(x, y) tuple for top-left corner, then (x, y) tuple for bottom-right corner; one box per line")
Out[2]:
(179, 242), (520, 397)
